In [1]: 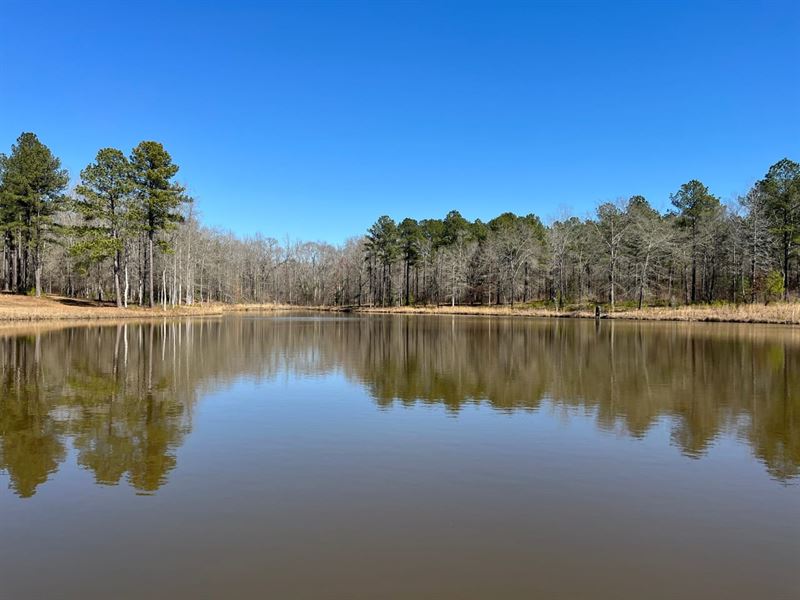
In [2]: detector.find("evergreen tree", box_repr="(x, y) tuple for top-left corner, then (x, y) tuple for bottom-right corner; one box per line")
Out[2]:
(670, 180), (721, 303)
(398, 218), (420, 305)
(73, 148), (134, 306)
(130, 141), (187, 307)
(759, 158), (800, 299)
(365, 216), (399, 305)
(0, 133), (69, 296)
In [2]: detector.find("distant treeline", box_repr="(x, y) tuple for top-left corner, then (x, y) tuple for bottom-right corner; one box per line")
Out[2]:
(1, 131), (798, 308)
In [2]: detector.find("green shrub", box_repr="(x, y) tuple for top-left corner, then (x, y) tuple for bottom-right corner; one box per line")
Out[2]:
(765, 271), (785, 301)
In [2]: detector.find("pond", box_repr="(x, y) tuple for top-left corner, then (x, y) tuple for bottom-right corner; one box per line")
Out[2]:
(1, 314), (798, 598)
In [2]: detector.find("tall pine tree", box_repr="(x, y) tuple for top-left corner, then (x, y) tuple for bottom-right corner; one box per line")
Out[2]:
(73, 148), (134, 306)
(759, 158), (800, 299)
(0, 133), (68, 295)
(670, 180), (721, 303)
(130, 141), (187, 307)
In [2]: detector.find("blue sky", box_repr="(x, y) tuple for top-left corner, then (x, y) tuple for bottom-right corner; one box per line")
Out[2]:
(1, 1), (798, 243)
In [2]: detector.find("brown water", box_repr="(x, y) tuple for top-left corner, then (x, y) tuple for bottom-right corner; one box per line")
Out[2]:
(1, 314), (798, 599)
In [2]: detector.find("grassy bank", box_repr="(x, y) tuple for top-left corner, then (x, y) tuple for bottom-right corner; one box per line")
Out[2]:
(1, 294), (798, 325)
(323, 302), (800, 325)
(0, 294), (294, 322)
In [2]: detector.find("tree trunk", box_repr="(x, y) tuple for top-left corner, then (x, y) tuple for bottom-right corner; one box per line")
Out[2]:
(784, 232), (790, 301)
(451, 262), (456, 307)
(173, 249), (178, 307)
(637, 253), (649, 310)
(21, 232), (28, 293)
(1, 239), (6, 292)
(114, 248), (123, 308)
(690, 239), (697, 303)
(751, 237), (757, 304)
(138, 235), (144, 306)
(148, 232), (155, 308)
(186, 229), (193, 304)
(609, 254), (615, 311)
(405, 259), (410, 306)
(34, 244), (42, 297)
(12, 238), (18, 294)
(124, 260), (129, 308)
(34, 265), (42, 297)
(6, 243), (13, 294)
(667, 263), (673, 307)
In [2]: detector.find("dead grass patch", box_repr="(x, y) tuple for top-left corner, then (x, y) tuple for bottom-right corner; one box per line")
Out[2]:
(1, 294), (797, 326)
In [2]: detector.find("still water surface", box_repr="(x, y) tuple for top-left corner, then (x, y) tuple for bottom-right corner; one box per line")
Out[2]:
(1, 314), (798, 598)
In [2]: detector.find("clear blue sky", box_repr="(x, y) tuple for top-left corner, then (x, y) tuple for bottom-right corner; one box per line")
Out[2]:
(1, 1), (798, 243)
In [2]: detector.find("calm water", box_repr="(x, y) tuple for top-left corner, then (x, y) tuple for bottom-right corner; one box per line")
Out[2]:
(1, 314), (798, 599)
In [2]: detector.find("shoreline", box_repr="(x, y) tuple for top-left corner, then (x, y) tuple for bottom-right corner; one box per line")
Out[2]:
(318, 303), (800, 325)
(0, 294), (798, 326)
(0, 294), (298, 323)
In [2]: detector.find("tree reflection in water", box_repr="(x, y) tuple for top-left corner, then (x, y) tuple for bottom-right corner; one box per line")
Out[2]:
(1, 315), (797, 497)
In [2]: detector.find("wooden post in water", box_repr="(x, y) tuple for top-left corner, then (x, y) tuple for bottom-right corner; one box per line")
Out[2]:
(595, 304), (601, 320)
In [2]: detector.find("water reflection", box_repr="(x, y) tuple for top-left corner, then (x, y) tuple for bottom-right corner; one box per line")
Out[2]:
(0, 315), (798, 496)
(0, 323), (194, 497)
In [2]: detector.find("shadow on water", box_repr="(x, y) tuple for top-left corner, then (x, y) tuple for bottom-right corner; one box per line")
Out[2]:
(1, 314), (798, 496)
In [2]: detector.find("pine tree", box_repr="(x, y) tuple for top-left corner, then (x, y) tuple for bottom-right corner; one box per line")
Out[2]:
(398, 218), (420, 305)
(365, 216), (399, 305)
(759, 158), (800, 299)
(73, 148), (134, 306)
(0, 133), (68, 295)
(670, 180), (721, 303)
(130, 141), (187, 307)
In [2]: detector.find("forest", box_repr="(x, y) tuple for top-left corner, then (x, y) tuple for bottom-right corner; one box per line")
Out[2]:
(1, 131), (799, 310)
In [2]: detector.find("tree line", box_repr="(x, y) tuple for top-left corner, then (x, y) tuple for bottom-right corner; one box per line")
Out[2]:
(0, 133), (187, 306)
(1, 131), (798, 309)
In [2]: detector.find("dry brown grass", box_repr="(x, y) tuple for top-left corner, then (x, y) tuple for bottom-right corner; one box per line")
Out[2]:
(222, 303), (298, 313)
(606, 303), (800, 324)
(324, 302), (800, 325)
(0, 294), (295, 323)
(1, 293), (798, 325)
